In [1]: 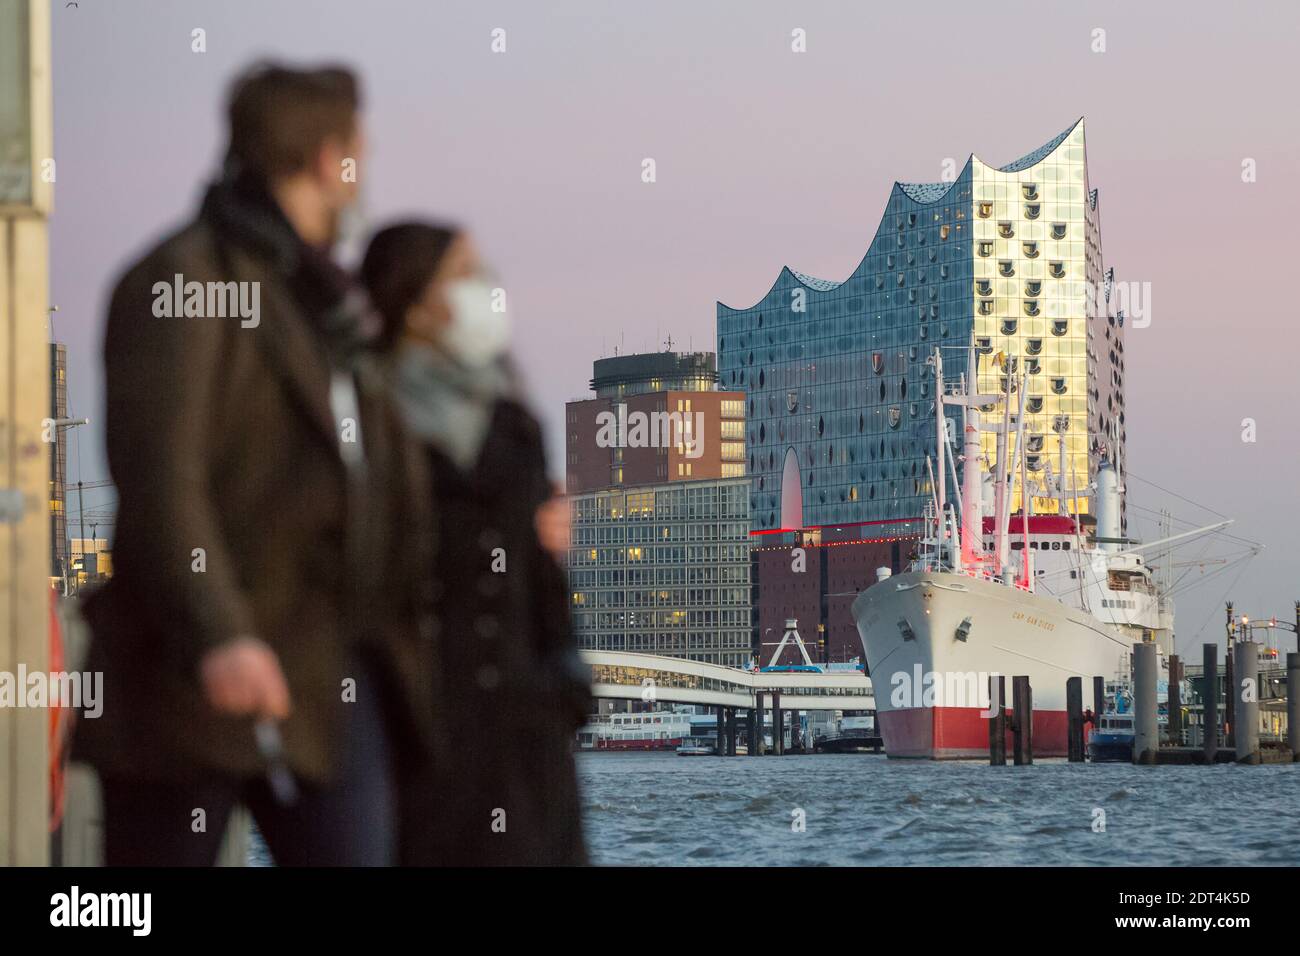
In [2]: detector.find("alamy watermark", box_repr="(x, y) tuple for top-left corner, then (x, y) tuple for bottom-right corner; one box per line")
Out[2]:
(595, 403), (704, 459)
(889, 665), (999, 716)
(152, 274), (260, 328)
(1085, 279), (1151, 329)
(0, 666), (102, 718)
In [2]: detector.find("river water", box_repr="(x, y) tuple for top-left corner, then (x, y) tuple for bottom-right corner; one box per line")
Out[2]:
(576, 752), (1300, 866)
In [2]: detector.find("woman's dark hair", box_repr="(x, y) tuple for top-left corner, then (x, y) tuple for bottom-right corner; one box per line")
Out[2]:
(360, 221), (461, 349)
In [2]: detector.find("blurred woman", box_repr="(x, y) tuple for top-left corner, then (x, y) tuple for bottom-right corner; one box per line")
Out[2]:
(360, 222), (588, 865)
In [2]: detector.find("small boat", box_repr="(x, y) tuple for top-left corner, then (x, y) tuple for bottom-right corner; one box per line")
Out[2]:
(1088, 711), (1135, 762)
(675, 736), (718, 756)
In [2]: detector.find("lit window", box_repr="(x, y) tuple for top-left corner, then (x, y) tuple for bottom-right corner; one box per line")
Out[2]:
(939, 225), (950, 240)
(978, 202), (993, 218)
(1051, 223), (1067, 240)
(998, 222), (1014, 239)
(978, 241), (993, 257)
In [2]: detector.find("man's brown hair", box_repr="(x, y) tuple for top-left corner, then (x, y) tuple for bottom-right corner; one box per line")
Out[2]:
(226, 62), (361, 181)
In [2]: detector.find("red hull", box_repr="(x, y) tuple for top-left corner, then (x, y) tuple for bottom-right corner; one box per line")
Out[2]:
(879, 706), (1085, 759)
(594, 737), (683, 752)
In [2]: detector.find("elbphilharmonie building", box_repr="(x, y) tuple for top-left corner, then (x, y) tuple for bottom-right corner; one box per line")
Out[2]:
(717, 119), (1126, 540)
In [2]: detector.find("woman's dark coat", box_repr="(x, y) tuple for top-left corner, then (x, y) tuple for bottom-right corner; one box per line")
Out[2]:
(400, 398), (589, 865)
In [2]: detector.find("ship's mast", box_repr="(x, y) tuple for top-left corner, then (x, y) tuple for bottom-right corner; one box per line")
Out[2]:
(993, 362), (1011, 573)
(1017, 367), (1032, 591)
(932, 349), (947, 559)
(939, 345), (1000, 572)
(1055, 415), (1069, 518)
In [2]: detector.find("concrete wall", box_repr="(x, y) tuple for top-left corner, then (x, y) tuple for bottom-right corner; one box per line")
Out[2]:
(0, 0), (53, 867)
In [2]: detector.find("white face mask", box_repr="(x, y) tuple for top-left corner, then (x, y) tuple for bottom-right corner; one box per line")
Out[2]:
(440, 276), (510, 367)
(334, 190), (368, 265)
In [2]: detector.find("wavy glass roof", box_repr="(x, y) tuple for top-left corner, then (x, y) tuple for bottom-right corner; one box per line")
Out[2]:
(788, 269), (843, 292)
(996, 119), (1080, 172)
(898, 181), (952, 203)
(719, 119), (1085, 311)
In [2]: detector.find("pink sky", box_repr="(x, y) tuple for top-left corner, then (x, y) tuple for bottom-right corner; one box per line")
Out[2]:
(49, 1), (1300, 651)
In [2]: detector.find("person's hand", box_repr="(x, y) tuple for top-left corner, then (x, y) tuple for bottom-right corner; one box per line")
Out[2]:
(534, 487), (570, 561)
(199, 636), (292, 720)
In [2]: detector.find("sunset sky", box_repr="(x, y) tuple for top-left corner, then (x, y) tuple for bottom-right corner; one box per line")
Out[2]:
(49, 0), (1299, 652)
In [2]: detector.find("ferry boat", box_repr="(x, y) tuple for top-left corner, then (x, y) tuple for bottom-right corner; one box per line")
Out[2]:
(851, 348), (1228, 759)
(1088, 711), (1135, 762)
(675, 736), (718, 756)
(576, 709), (693, 751)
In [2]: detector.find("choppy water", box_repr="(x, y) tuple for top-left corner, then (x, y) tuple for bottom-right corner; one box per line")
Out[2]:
(577, 752), (1300, 866)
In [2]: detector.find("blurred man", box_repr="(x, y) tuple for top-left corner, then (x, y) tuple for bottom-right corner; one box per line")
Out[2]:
(73, 63), (436, 865)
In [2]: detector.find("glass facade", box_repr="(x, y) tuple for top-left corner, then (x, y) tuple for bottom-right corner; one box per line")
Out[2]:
(589, 350), (719, 399)
(567, 477), (752, 667)
(717, 119), (1123, 532)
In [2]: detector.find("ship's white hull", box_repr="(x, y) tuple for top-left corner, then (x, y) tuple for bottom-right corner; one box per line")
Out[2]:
(851, 571), (1132, 758)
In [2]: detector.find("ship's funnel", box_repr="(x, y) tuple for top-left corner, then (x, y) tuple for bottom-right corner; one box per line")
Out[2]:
(1096, 460), (1121, 552)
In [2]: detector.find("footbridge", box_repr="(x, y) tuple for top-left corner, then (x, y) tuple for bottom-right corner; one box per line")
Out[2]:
(581, 650), (876, 711)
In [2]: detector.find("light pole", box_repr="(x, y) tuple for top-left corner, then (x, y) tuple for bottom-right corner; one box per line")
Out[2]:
(53, 417), (88, 593)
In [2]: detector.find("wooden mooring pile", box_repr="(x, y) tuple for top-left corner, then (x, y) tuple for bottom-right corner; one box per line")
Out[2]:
(986, 643), (1300, 766)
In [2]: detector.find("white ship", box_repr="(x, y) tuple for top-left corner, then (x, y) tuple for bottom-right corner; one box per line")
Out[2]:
(576, 709), (694, 751)
(851, 348), (1229, 758)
